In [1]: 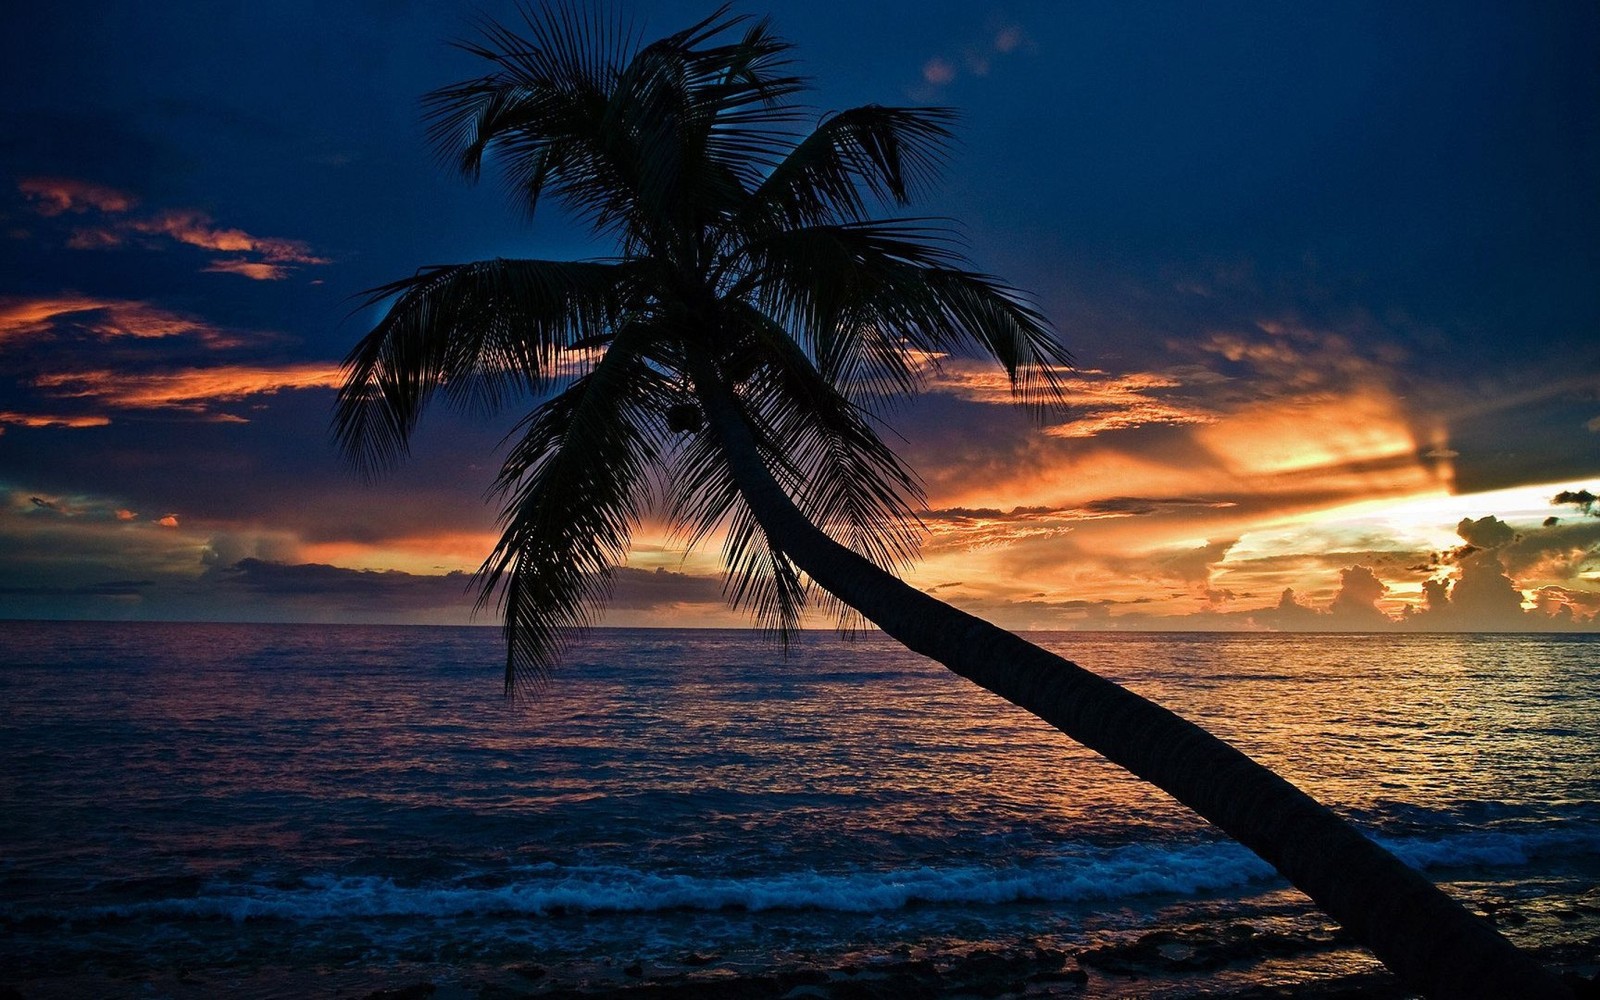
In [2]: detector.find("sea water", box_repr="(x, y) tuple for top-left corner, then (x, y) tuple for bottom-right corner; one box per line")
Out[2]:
(1, 623), (1596, 996)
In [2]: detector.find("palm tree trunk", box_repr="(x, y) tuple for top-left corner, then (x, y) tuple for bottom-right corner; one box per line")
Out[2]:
(692, 366), (1571, 999)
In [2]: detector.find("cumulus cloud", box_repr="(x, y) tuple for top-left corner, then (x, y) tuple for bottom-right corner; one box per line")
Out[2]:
(1456, 514), (1515, 549)
(1325, 565), (1390, 626)
(1397, 512), (1597, 631)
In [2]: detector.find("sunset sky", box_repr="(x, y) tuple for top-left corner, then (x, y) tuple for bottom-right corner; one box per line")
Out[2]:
(2, 1), (1597, 630)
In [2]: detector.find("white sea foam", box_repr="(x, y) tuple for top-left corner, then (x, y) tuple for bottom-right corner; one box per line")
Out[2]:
(89, 823), (1599, 924)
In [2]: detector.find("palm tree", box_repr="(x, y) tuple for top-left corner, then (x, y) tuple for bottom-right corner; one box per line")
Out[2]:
(335, 8), (1570, 997)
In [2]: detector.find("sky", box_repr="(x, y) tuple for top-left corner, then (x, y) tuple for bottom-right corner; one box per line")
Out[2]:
(2, 1), (1597, 631)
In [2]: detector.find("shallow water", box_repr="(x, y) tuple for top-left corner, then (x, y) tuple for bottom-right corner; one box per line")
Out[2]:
(1, 623), (1596, 995)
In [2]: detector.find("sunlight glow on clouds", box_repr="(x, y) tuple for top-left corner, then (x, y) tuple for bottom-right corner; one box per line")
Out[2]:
(925, 359), (1215, 438)
(33, 363), (344, 416)
(17, 176), (136, 216)
(0, 411), (111, 429)
(0, 296), (240, 346)
(15, 177), (328, 281)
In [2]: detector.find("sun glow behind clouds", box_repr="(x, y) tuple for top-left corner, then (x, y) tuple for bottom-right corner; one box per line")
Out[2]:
(1239, 480), (1592, 556)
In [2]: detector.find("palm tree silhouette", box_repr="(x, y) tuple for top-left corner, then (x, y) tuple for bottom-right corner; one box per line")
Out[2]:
(335, 8), (1568, 997)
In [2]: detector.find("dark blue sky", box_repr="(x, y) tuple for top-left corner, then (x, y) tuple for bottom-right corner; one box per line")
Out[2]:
(2, 1), (1597, 625)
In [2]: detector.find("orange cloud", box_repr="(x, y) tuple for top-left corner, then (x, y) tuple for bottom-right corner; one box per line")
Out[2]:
(0, 411), (112, 429)
(127, 209), (328, 275)
(28, 180), (330, 279)
(202, 259), (291, 280)
(17, 177), (135, 216)
(1196, 385), (1425, 486)
(157, 515), (179, 528)
(925, 360), (1216, 438)
(33, 363), (345, 413)
(0, 295), (242, 347)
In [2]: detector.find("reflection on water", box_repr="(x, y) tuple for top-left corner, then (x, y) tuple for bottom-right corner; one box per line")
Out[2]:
(1, 623), (1596, 995)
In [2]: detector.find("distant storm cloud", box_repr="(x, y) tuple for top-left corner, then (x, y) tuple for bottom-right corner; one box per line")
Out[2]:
(16, 176), (135, 216)
(221, 557), (476, 611)
(216, 559), (729, 618)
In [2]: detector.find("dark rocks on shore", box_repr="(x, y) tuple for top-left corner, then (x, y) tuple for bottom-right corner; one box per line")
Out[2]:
(1078, 921), (1338, 977)
(361, 983), (437, 1000)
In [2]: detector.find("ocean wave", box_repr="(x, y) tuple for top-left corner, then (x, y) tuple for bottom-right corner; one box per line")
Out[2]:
(53, 821), (1594, 925)
(81, 843), (1266, 924)
(1378, 823), (1600, 869)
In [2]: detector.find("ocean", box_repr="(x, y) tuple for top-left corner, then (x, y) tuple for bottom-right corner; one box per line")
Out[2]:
(1, 623), (1596, 997)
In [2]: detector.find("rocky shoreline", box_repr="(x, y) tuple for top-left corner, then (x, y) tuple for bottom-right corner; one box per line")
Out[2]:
(345, 906), (1600, 1000)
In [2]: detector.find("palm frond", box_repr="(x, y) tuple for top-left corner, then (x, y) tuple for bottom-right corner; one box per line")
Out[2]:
(723, 300), (924, 568)
(335, 258), (633, 477)
(746, 105), (957, 229)
(477, 328), (671, 691)
(737, 220), (1071, 408)
(426, 5), (809, 242)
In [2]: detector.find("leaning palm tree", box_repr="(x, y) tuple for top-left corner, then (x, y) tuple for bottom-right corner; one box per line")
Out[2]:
(335, 8), (1569, 997)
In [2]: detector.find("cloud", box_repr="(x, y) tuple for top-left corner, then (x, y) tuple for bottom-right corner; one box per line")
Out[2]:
(19, 177), (328, 280)
(605, 565), (729, 610)
(1498, 518), (1600, 580)
(1456, 514), (1516, 549)
(1552, 489), (1598, 515)
(1326, 565), (1390, 625)
(1080, 496), (1237, 517)
(219, 557), (475, 611)
(0, 411), (111, 429)
(926, 360), (1216, 438)
(211, 559), (729, 620)
(201, 259), (292, 281)
(127, 209), (328, 268)
(915, 19), (1031, 91)
(0, 295), (242, 347)
(922, 58), (956, 85)
(16, 176), (135, 216)
(32, 362), (344, 415)
(0, 579), (152, 598)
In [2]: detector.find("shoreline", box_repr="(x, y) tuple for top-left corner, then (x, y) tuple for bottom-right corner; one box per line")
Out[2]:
(12, 902), (1597, 1000)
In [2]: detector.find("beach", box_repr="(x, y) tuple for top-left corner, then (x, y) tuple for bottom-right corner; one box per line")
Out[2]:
(2, 623), (1597, 997)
